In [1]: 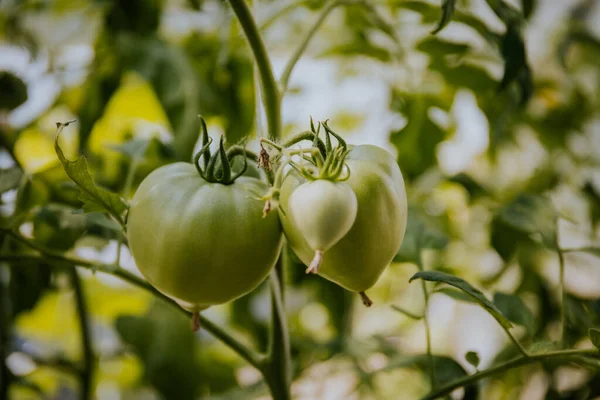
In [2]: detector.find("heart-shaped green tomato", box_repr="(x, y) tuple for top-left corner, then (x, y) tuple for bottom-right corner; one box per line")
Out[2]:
(279, 145), (407, 292)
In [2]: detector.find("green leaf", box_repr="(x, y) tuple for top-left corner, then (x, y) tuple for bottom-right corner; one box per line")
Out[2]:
(521, 0), (535, 19)
(383, 354), (475, 390)
(390, 92), (448, 179)
(434, 287), (477, 304)
(0, 71), (28, 111)
(494, 292), (536, 336)
(431, 0), (457, 34)
(8, 260), (51, 319)
(529, 340), (558, 354)
(409, 271), (513, 329)
(394, 208), (449, 263)
(32, 204), (88, 251)
(0, 167), (23, 194)
(498, 194), (558, 248)
(108, 138), (151, 160)
(465, 351), (480, 368)
(589, 328), (600, 349)
(54, 121), (128, 225)
(447, 173), (488, 201)
(115, 302), (202, 400)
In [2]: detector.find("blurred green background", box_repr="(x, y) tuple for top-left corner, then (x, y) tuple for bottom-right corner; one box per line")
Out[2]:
(1, 0), (600, 399)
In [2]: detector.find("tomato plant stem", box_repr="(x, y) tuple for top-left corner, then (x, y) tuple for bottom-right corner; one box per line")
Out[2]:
(0, 250), (267, 371)
(280, 0), (363, 93)
(416, 248), (437, 390)
(0, 264), (11, 399)
(421, 348), (599, 400)
(68, 267), (94, 400)
(228, 0), (281, 141)
(558, 246), (567, 348)
(265, 262), (292, 400)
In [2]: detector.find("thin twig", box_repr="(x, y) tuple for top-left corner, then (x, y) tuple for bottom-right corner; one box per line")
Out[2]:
(68, 267), (94, 400)
(421, 348), (599, 400)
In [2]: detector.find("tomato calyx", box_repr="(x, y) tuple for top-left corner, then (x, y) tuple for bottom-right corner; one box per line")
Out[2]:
(192, 117), (251, 185)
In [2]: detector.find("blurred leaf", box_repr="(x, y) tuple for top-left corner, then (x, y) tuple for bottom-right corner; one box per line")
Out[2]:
(32, 204), (88, 251)
(465, 351), (480, 368)
(383, 354), (476, 393)
(0, 167), (22, 194)
(116, 302), (202, 400)
(490, 216), (529, 262)
(410, 271), (513, 329)
(390, 92), (448, 179)
(494, 292), (535, 336)
(55, 122), (128, 223)
(395, 208), (449, 263)
(108, 138), (151, 160)
(529, 340), (558, 354)
(8, 260), (51, 319)
(447, 173), (488, 201)
(488, 0), (533, 104)
(497, 194), (558, 248)
(0, 71), (27, 111)
(589, 329), (600, 349)
(105, 0), (165, 35)
(417, 37), (497, 93)
(431, 0), (457, 34)
(184, 33), (256, 145)
(521, 0), (535, 19)
(14, 176), (50, 220)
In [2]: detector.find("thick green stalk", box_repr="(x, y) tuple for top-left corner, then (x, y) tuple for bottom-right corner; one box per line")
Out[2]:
(421, 348), (599, 400)
(265, 264), (292, 400)
(227, 2), (293, 399)
(68, 267), (94, 400)
(229, 0), (281, 141)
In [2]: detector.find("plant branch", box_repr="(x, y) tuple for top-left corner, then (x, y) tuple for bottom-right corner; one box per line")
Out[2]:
(557, 245), (567, 348)
(416, 246), (436, 389)
(0, 250), (265, 370)
(280, 0), (347, 93)
(264, 261), (292, 400)
(228, 0), (281, 141)
(421, 348), (599, 400)
(67, 267), (93, 400)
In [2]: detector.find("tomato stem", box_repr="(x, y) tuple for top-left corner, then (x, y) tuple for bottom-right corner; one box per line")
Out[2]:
(191, 312), (201, 332)
(306, 250), (323, 274)
(359, 292), (373, 307)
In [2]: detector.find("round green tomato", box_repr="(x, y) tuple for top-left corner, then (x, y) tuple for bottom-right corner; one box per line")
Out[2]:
(280, 145), (407, 292)
(127, 162), (283, 311)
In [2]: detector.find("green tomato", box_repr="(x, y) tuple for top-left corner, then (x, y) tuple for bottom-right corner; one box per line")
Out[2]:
(127, 162), (283, 312)
(286, 180), (357, 273)
(280, 145), (407, 293)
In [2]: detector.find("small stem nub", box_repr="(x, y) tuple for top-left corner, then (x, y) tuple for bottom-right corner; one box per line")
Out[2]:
(359, 292), (373, 308)
(306, 250), (323, 274)
(191, 312), (201, 332)
(258, 142), (272, 171)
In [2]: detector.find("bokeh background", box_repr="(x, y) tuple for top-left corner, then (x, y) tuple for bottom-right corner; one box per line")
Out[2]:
(1, 0), (600, 399)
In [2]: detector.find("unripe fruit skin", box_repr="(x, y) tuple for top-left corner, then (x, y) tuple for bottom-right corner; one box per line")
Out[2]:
(287, 180), (357, 252)
(127, 163), (283, 311)
(280, 145), (408, 292)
